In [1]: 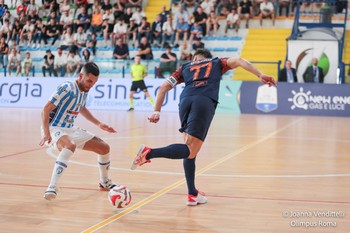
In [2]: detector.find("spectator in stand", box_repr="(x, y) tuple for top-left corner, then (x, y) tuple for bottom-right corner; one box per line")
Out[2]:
(33, 18), (45, 48)
(123, 7), (133, 24)
(101, 0), (112, 12)
(90, 6), (103, 35)
(278, 0), (291, 17)
(192, 6), (207, 37)
(131, 6), (146, 26)
(127, 18), (138, 47)
(253, 0), (264, 16)
(18, 10), (27, 28)
(126, 0), (142, 9)
(159, 5), (170, 23)
(278, 60), (297, 83)
(238, 0), (253, 28)
(192, 36), (205, 51)
(44, 18), (60, 46)
(26, 0), (39, 15)
(259, 0), (275, 27)
(60, 9), (74, 33)
(8, 38), (19, 53)
(117, 0), (128, 9)
(12, 20), (21, 44)
(206, 11), (220, 37)
(182, 0), (198, 14)
(87, 33), (97, 56)
(73, 25), (88, 51)
(66, 49), (81, 76)
(217, 0), (238, 16)
(60, 26), (75, 51)
(111, 18), (127, 46)
(3, 10), (14, 25)
(179, 41), (192, 65)
(47, 10), (60, 25)
(226, 7), (240, 34)
(303, 57), (324, 83)
(188, 21), (202, 45)
(0, 0), (9, 24)
(16, 0), (27, 16)
(7, 48), (21, 76)
(59, 0), (70, 14)
(137, 17), (151, 43)
(102, 7), (115, 47)
(113, 37), (129, 60)
(21, 52), (32, 76)
(0, 37), (9, 68)
(77, 48), (94, 72)
(200, 0), (214, 15)
(137, 36), (153, 60)
(54, 47), (66, 77)
(20, 19), (35, 46)
(113, 3), (125, 20)
(0, 19), (11, 42)
(28, 9), (40, 25)
(75, 6), (91, 33)
(173, 4), (189, 25)
(42, 49), (56, 77)
(151, 14), (163, 47)
(174, 17), (189, 48)
(157, 45), (177, 78)
(161, 15), (175, 48)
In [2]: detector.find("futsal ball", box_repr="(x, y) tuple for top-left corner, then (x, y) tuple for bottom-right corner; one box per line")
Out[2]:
(108, 185), (132, 208)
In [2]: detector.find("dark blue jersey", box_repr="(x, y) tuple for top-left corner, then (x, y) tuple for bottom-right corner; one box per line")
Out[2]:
(167, 57), (231, 102)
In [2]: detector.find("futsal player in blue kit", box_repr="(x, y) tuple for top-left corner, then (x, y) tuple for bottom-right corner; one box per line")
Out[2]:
(39, 62), (117, 201)
(131, 49), (277, 206)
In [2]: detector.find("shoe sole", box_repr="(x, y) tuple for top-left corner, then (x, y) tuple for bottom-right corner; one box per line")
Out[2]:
(186, 200), (208, 206)
(130, 144), (145, 170)
(44, 192), (57, 201)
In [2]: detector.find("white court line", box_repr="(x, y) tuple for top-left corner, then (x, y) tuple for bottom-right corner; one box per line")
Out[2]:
(46, 148), (350, 178)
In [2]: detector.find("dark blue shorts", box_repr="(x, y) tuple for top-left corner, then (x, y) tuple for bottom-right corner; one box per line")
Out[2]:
(178, 95), (217, 141)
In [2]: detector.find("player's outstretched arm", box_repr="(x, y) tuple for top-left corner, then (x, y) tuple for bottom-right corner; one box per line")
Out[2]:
(227, 57), (277, 87)
(39, 101), (57, 146)
(148, 81), (173, 123)
(80, 106), (117, 133)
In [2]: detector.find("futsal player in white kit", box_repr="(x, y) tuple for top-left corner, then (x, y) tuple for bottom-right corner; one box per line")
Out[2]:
(39, 62), (117, 201)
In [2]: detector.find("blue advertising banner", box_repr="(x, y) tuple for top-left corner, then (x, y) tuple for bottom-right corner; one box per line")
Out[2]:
(239, 82), (350, 117)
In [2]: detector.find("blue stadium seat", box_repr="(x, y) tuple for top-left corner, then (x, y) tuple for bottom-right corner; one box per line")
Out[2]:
(226, 47), (238, 52)
(212, 47), (225, 52)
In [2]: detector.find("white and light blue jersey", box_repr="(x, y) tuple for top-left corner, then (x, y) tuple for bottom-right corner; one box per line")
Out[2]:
(49, 81), (88, 128)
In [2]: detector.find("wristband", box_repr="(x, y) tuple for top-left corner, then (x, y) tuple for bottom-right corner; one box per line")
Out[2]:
(153, 111), (160, 115)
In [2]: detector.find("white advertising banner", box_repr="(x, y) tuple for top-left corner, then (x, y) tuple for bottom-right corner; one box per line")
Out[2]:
(0, 77), (185, 112)
(287, 40), (338, 84)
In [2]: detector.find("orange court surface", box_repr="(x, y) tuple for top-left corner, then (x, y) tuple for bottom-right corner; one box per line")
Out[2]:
(0, 108), (349, 233)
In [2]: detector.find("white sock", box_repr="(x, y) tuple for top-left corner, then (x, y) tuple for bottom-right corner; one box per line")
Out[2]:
(98, 153), (110, 183)
(48, 148), (74, 188)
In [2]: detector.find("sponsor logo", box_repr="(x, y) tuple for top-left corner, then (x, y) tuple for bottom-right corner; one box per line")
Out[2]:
(288, 87), (349, 111)
(256, 85), (278, 113)
(56, 167), (63, 174)
(0, 78), (42, 103)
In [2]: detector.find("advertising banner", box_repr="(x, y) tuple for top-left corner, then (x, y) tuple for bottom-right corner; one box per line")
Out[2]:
(0, 77), (242, 114)
(288, 40), (338, 84)
(239, 82), (350, 117)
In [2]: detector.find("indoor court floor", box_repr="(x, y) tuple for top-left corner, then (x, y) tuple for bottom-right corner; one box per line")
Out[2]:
(0, 108), (349, 233)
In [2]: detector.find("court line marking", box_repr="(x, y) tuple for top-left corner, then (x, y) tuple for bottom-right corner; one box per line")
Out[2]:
(81, 118), (303, 233)
(1, 181), (349, 205)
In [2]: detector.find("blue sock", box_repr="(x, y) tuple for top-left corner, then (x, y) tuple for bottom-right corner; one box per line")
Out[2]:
(184, 157), (197, 196)
(146, 144), (190, 160)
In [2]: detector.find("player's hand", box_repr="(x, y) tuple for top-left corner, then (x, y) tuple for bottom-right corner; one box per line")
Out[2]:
(99, 123), (117, 133)
(148, 112), (160, 123)
(39, 134), (52, 146)
(259, 74), (277, 87)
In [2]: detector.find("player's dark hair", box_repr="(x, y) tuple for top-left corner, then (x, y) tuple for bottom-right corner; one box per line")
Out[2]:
(194, 49), (212, 59)
(82, 62), (100, 76)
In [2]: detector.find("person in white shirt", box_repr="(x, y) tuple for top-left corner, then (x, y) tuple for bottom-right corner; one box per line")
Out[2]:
(20, 19), (35, 46)
(161, 15), (175, 47)
(259, 0), (275, 26)
(7, 48), (21, 76)
(131, 6), (146, 25)
(226, 8), (240, 34)
(200, 0), (215, 15)
(73, 26), (87, 49)
(102, 8), (115, 47)
(26, 0), (39, 15)
(60, 9), (74, 32)
(66, 50), (81, 76)
(111, 18), (127, 47)
(54, 47), (67, 77)
(0, 19), (12, 42)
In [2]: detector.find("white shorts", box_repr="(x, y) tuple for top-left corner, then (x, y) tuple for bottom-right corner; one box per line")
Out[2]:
(42, 126), (95, 150)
